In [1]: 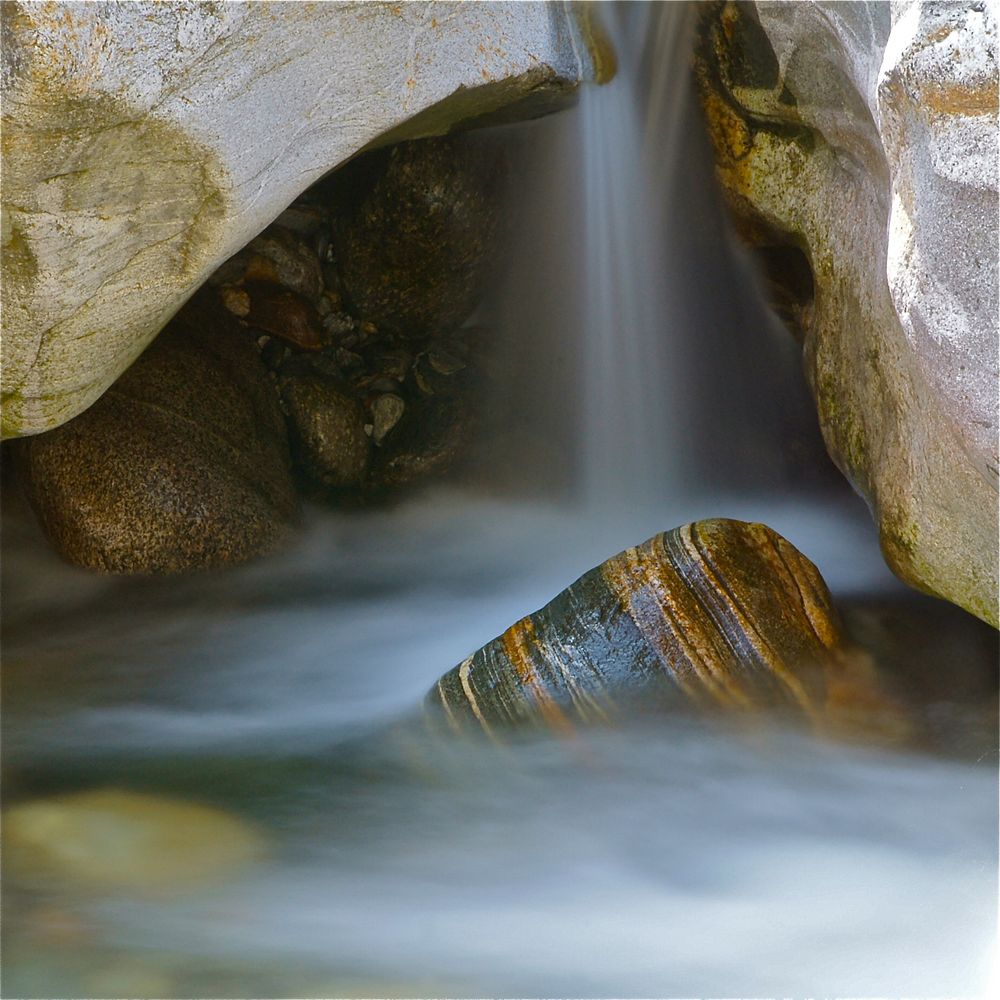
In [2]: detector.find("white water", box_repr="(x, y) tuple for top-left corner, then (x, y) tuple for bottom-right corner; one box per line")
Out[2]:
(3, 4), (997, 997)
(577, 5), (682, 507)
(3, 490), (997, 997)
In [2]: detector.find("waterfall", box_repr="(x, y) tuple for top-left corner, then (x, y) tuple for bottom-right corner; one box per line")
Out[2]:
(4, 4), (993, 997)
(577, 2), (693, 510)
(491, 1), (830, 518)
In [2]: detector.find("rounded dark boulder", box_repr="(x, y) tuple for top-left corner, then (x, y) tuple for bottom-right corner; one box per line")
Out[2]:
(17, 294), (299, 573)
(329, 136), (502, 336)
(279, 372), (370, 490)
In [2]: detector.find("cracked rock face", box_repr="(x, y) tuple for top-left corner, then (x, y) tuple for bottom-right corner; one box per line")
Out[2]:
(1, 1), (600, 439)
(694, 1), (998, 625)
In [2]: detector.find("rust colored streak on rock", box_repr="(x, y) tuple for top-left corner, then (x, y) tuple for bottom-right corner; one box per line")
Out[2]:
(500, 615), (575, 733)
(243, 282), (324, 351)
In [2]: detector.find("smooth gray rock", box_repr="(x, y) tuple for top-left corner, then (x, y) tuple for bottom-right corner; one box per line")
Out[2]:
(2, 1), (601, 438)
(695, 1), (998, 624)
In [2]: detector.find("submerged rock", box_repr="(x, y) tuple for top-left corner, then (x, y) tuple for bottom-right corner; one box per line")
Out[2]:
(4, 789), (265, 893)
(693, 1), (998, 625)
(329, 137), (503, 336)
(428, 519), (901, 739)
(369, 392), (478, 495)
(17, 294), (298, 573)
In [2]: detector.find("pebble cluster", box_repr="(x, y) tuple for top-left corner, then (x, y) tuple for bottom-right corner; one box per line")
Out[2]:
(14, 133), (505, 572)
(209, 135), (503, 501)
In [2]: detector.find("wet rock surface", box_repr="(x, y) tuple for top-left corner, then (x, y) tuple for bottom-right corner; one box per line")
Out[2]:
(328, 137), (503, 336)
(693, 1), (999, 625)
(839, 594), (999, 758)
(4, 788), (265, 892)
(15, 132), (503, 572)
(427, 519), (902, 741)
(1, 1), (597, 438)
(280, 373), (371, 491)
(211, 134), (500, 506)
(16, 295), (298, 574)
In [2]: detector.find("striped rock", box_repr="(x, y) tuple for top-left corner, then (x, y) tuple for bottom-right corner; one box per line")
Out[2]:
(428, 519), (893, 738)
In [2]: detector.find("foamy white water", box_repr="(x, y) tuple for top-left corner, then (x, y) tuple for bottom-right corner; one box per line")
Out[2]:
(3, 3), (996, 997)
(3, 490), (996, 997)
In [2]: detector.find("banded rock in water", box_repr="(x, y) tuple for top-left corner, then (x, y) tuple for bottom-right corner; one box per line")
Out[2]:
(428, 519), (894, 738)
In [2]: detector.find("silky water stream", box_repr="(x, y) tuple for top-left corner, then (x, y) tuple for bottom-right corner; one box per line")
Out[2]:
(2, 4), (997, 997)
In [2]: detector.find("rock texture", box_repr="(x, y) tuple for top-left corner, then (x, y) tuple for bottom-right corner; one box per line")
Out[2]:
(280, 373), (371, 491)
(329, 136), (503, 335)
(694, 2), (998, 625)
(2, 1), (602, 438)
(16, 294), (298, 573)
(427, 519), (902, 740)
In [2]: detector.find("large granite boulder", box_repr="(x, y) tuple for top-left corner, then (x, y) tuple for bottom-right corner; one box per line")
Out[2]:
(694, 1), (998, 625)
(1, 1), (603, 439)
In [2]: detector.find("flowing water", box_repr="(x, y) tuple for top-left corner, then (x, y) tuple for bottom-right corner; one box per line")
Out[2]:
(2, 4), (997, 997)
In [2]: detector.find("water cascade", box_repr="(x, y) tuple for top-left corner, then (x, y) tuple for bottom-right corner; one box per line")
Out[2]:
(576, 3), (688, 509)
(2, 4), (996, 997)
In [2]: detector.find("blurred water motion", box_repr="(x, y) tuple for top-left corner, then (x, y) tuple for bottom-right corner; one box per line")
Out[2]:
(3, 486), (997, 996)
(2, 1), (997, 996)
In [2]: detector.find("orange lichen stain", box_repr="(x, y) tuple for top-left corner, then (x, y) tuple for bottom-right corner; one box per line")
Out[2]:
(576, 3), (617, 85)
(925, 23), (955, 44)
(921, 80), (998, 116)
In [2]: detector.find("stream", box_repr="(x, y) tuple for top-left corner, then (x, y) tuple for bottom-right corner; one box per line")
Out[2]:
(2, 3), (997, 997)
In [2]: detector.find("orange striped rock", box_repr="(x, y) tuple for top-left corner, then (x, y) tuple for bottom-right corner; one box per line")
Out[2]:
(427, 519), (897, 738)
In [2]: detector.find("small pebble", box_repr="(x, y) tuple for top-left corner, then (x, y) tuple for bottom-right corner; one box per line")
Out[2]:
(413, 364), (436, 396)
(219, 286), (251, 317)
(244, 282), (325, 351)
(374, 348), (412, 381)
(427, 348), (466, 375)
(322, 311), (355, 339)
(372, 394), (406, 446)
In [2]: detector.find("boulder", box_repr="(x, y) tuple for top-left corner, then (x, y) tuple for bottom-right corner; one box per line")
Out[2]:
(329, 136), (503, 336)
(693, 2), (998, 625)
(280, 372), (371, 491)
(2, 1), (604, 438)
(16, 294), (298, 573)
(427, 519), (904, 741)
